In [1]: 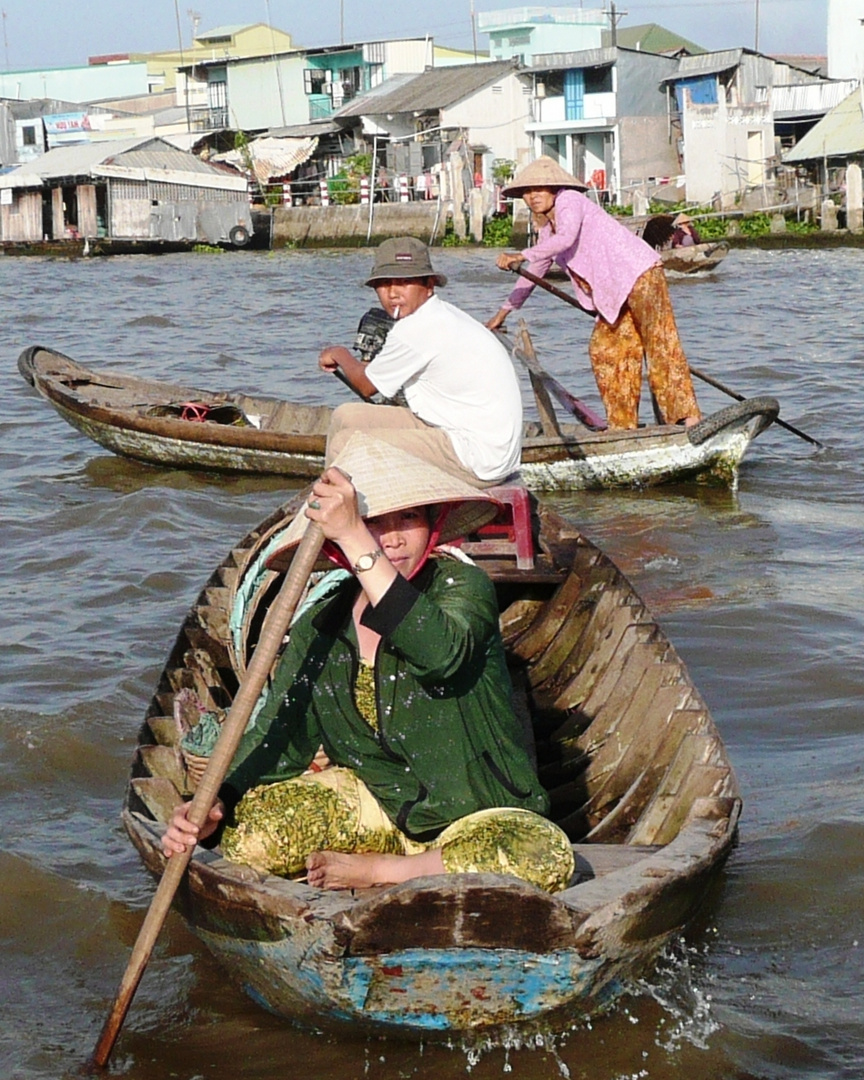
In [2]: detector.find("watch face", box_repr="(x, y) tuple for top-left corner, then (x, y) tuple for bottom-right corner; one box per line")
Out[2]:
(355, 551), (380, 572)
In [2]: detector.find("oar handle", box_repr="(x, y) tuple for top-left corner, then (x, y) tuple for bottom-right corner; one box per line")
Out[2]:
(508, 264), (593, 316)
(88, 520), (325, 1072)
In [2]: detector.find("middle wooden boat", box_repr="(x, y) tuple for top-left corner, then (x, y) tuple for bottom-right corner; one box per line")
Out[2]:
(19, 344), (778, 491)
(122, 489), (740, 1039)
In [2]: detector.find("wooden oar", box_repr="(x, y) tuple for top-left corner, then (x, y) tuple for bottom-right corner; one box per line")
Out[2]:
(507, 264), (824, 449)
(688, 365), (824, 449)
(87, 518), (325, 1072)
(496, 325), (607, 431)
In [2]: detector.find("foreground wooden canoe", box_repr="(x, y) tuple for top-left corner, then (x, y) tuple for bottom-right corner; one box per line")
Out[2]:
(123, 491), (741, 1038)
(19, 345), (777, 490)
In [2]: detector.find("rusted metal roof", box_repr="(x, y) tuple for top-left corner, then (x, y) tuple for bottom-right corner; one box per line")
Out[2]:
(784, 87), (864, 162)
(335, 60), (519, 117)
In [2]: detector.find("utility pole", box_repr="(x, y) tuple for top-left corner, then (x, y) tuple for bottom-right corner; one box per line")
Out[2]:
(754, 0), (760, 51)
(2, 10), (9, 72)
(604, 1), (627, 47)
(470, 0), (478, 62)
(340, 0), (345, 45)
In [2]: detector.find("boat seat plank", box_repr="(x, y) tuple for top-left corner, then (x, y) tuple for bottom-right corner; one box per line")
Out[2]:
(544, 596), (647, 710)
(629, 734), (731, 846)
(550, 639), (666, 739)
(570, 842), (660, 883)
(146, 714), (182, 748)
(508, 565), (594, 661)
(128, 776), (184, 822)
(579, 708), (713, 831)
(136, 745), (187, 793)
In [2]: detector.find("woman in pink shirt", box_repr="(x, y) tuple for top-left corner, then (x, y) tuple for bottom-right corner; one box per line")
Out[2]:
(487, 157), (700, 431)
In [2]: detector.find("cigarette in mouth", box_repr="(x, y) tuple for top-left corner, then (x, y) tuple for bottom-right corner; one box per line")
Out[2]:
(394, 306), (401, 319)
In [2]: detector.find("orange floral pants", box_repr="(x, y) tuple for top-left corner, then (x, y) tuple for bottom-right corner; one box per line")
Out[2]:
(588, 265), (701, 430)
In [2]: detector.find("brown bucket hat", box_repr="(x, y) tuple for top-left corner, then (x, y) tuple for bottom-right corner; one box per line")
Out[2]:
(502, 156), (588, 197)
(364, 236), (448, 288)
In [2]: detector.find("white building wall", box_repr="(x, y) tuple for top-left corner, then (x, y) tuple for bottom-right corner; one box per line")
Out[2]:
(683, 94), (773, 205)
(227, 57), (307, 130)
(827, 0), (864, 80)
(383, 39), (434, 74)
(439, 74), (532, 163)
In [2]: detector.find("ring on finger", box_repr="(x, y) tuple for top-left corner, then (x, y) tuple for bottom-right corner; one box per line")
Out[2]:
(308, 499), (321, 510)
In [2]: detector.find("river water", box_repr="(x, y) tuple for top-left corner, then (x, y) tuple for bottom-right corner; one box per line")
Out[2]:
(2, 245), (862, 1080)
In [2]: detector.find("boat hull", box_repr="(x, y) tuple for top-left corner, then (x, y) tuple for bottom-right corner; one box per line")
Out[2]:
(123, 495), (741, 1038)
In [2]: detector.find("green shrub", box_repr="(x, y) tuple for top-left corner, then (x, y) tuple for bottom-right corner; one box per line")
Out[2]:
(483, 213), (513, 247)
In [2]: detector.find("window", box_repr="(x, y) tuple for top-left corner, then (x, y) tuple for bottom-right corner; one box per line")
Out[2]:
(22, 125), (37, 146)
(585, 66), (613, 94)
(304, 68), (327, 95)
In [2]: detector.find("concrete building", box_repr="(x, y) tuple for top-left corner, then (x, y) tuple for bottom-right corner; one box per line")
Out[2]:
(0, 62), (149, 105)
(521, 46), (680, 199)
(662, 50), (840, 207)
(178, 38), (433, 134)
(334, 60), (530, 184)
(477, 6), (609, 64)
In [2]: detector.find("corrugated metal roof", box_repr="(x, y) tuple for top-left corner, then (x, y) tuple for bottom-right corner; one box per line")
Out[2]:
(659, 49), (744, 83)
(784, 87), (864, 162)
(267, 119), (344, 138)
(212, 136), (317, 183)
(335, 60), (519, 118)
(773, 79), (858, 119)
(527, 47), (619, 72)
(0, 136), (238, 188)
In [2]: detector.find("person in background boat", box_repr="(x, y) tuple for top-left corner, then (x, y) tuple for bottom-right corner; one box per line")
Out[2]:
(317, 236), (523, 489)
(162, 437), (574, 893)
(670, 213), (702, 248)
(485, 157), (701, 432)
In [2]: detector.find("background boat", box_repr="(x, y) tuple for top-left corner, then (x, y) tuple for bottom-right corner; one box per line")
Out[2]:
(18, 344), (778, 491)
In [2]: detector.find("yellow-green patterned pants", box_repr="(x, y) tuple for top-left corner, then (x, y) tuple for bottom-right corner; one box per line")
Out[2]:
(221, 766), (575, 893)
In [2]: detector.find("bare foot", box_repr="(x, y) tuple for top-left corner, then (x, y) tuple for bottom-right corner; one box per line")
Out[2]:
(306, 848), (444, 890)
(682, 415), (701, 428)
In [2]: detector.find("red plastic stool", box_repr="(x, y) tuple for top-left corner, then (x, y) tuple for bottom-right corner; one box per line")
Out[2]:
(463, 483), (534, 570)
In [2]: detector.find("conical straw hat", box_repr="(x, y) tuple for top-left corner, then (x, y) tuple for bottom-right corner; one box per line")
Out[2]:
(502, 155), (587, 197)
(277, 432), (503, 551)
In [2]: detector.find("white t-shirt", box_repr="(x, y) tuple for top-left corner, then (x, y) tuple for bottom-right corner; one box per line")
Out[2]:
(366, 294), (523, 481)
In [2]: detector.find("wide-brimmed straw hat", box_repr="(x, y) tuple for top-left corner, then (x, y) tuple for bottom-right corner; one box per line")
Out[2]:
(673, 213), (694, 225)
(364, 236), (447, 288)
(275, 432), (502, 552)
(502, 156), (588, 197)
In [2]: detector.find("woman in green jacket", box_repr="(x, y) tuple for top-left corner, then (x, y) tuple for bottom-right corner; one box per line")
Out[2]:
(162, 435), (574, 893)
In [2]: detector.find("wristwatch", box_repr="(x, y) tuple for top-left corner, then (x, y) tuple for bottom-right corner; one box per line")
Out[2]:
(352, 548), (383, 574)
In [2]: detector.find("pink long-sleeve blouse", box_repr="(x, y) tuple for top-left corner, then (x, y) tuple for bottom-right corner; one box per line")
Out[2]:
(502, 189), (660, 324)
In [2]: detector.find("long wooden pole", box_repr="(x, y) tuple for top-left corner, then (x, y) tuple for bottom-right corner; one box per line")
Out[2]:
(507, 265), (824, 449)
(88, 520), (325, 1072)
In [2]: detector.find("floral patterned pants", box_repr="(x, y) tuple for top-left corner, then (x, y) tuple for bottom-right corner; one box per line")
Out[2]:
(221, 766), (575, 893)
(588, 265), (701, 430)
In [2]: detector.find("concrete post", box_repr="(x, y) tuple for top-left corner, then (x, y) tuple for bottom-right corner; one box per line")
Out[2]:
(821, 199), (838, 231)
(770, 213), (786, 233)
(846, 163), (863, 232)
(469, 188), (483, 243)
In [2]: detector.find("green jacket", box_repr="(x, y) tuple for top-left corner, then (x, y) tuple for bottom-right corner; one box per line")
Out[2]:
(222, 556), (548, 840)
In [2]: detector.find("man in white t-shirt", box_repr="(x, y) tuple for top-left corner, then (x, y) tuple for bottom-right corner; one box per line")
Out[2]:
(319, 237), (523, 488)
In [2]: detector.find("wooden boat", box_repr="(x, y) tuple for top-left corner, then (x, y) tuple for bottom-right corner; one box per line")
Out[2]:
(19, 345), (778, 491)
(661, 241), (729, 275)
(123, 489), (741, 1038)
